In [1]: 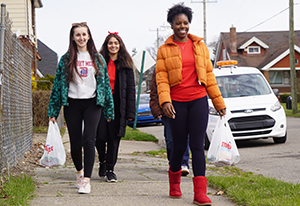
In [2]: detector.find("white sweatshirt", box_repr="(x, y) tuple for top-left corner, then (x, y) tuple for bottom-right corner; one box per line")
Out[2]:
(68, 51), (96, 99)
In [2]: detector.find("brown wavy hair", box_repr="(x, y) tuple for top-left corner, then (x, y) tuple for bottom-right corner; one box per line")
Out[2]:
(66, 23), (103, 82)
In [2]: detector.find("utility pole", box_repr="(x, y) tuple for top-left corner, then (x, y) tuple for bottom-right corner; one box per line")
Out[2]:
(149, 27), (165, 51)
(289, 0), (298, 114)
(191, 0), (217, 45)
(203, 1), (206, 44)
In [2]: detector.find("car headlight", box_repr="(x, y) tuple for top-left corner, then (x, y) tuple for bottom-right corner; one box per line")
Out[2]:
(209, 106), (219, 115)
(270, 101), (282, 112)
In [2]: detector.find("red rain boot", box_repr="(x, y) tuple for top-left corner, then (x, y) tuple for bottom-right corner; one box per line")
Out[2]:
(193, 176), (212, 205)
(168, 167), (182, 198)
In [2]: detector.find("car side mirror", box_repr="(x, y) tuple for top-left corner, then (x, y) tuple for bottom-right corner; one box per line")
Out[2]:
(272, 89), (279, 96)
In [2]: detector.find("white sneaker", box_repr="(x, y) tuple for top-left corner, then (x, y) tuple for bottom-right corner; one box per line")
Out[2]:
(76, 173), (83, 188)
(181, 165), (190, 176)
(78, 179), (91, 194)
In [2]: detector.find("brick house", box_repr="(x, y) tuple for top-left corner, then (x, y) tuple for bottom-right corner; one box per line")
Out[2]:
(214, 27), (300, 93)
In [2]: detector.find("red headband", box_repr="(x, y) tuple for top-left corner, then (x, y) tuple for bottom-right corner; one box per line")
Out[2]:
(108, 31), (121, 40)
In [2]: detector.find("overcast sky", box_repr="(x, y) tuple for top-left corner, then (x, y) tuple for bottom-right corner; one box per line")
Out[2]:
(36, 0), (300, 59)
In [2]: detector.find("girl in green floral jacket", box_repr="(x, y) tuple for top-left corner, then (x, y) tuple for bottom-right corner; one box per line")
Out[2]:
(48, 22), (114, 194)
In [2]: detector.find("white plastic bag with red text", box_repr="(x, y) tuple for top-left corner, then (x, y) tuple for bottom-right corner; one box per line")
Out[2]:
(207, 117), (240, 167)
(40, 121), (66, 167)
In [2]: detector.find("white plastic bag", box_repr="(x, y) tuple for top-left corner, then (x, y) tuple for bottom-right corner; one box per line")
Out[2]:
(40, 121), (66, 167)
(207, 117), (240, 167)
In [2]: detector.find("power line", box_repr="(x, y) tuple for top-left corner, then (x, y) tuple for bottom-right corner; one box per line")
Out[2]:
(220, 5), (295, 42)
(244, 7), (289, 32)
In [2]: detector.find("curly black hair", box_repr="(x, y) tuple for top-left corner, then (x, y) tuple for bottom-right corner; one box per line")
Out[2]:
(167, 2), (193, 24)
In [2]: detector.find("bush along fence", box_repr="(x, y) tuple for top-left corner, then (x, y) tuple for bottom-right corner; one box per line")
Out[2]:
(0, 4), (33, 179)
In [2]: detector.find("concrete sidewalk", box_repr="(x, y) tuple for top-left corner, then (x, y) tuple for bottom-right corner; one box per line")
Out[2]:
(30, 130), (236, 206)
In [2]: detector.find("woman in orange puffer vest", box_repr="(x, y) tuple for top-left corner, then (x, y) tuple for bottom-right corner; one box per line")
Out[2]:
(155, 3), (226, 205)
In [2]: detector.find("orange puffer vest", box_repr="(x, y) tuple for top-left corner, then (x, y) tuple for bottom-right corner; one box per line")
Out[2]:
(155, 34), (225, 111)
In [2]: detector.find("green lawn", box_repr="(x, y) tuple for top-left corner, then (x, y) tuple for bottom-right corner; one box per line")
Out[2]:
(281, 103), (300, 117)
(206, 167), (300, 206)
(122, 126), (158, 142)
(0, 175), (35, 206)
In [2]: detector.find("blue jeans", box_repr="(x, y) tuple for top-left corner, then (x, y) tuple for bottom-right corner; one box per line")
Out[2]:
(161, 116), (190, 168)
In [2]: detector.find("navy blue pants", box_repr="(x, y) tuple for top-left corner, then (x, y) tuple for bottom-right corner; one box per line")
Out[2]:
(64, 98), (102, 178)
(169, 97), (208, 176)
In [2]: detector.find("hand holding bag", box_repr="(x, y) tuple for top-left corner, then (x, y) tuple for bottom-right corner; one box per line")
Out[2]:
(207, 117), (240, 167)
(40, 121), (66, 167)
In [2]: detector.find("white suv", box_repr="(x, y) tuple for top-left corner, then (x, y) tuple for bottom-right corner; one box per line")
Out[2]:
(205, 61), (287, 149)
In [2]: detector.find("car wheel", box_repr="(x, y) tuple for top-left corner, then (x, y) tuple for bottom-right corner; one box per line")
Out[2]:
(204, 133), (210, 150)
(273, 132), (287, 144)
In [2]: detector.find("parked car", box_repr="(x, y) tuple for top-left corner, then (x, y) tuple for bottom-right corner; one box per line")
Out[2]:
(205, 60), (287, 149)
(128, 93), (162, 126)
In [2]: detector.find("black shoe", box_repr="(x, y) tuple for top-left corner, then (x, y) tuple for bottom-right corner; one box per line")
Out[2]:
(98, 162), (106, 179)
(106, 170), (117, 182)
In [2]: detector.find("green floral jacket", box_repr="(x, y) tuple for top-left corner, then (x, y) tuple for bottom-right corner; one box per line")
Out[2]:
(47, 52), (114, 120)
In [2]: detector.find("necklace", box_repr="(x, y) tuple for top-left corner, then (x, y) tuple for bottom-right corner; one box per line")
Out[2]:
(178, 41), (188, 50)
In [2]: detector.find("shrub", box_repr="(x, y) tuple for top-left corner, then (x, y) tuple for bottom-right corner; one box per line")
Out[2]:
(32, 91), (51, 127)
(280, 93), (300, 103)
(36, 74), (54, 91)
(280, 94), (290, 103)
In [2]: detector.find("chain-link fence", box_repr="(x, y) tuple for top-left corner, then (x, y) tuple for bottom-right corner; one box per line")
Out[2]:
(0, 5), (33, 177)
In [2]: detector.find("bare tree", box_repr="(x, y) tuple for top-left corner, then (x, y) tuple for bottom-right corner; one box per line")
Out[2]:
(207, 36), (219, 60)
(146, 34), (171, 60)
(131, 47), (138, 57)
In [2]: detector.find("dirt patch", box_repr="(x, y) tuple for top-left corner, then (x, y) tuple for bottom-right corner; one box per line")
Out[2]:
(9, 133), (72, 178)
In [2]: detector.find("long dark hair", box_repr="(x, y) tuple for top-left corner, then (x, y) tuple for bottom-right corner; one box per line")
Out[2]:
(66, 23), (103, 82)
(100, 33), (134, 70)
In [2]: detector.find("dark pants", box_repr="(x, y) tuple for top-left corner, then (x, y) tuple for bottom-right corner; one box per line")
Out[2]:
(64, 98), (102, 178)
(96, 112), (121, 171)
(169, 97), (208, 177)
(161, 116), (190, 167)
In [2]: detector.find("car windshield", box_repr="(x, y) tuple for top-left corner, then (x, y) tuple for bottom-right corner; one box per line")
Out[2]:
(216, 74), (271, 98)
(139, 95), (150, 104)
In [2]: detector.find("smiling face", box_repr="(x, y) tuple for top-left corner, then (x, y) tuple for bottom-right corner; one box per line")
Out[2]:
(171, 13), (189, 42)
(73, 26), (90, 51)
(107, 36), (120, 59)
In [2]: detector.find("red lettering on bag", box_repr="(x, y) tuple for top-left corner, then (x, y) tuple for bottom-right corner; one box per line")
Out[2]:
(45, 145), (53, 154)
(221, 141), (231, 150)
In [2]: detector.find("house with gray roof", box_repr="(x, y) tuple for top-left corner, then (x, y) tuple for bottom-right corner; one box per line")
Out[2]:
(214, 27), (300, 93)
(37, 39), (58, 77)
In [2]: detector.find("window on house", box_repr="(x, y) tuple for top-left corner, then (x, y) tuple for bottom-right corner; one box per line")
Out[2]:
(247, 46), (260, 54)
(269, 71), (290, 85)
(296, 59), (299, 65)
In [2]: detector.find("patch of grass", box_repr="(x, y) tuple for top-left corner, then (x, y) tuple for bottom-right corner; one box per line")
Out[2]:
(144, 148), (167, 158)
(207, 166), (300, 206)
(0, 175), (35, 206)
(281, 103), (300, 117)
(32, 126), (48, 133)
(59, 127), (66, 137)
(55, 190), (63, 197)
(122, 126), (158, 142)
(33, 126), (66, 137)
